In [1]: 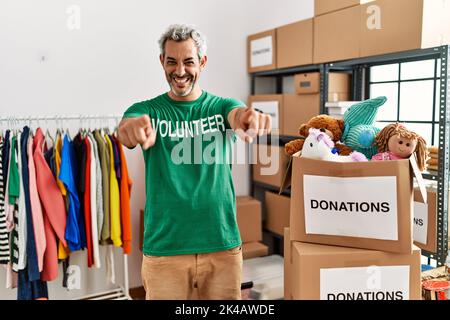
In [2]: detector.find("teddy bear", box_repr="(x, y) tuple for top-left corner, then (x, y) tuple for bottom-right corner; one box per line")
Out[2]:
(284, 114), (353, 156)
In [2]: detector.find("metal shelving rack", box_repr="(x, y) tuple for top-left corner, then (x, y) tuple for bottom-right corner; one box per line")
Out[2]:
(250, 45), (450, 266)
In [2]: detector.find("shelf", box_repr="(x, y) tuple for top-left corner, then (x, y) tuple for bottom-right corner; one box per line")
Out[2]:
(328, 46), (443, 69)
(250, 64), (322, 77)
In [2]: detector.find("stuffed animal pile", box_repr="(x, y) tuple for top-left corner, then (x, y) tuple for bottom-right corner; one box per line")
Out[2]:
(285, 96), (430, 171)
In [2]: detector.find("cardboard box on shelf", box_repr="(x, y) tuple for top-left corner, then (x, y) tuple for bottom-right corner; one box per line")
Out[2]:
(242, 242), (269, 259)
(288, 241), (422, 300)
(413, 188), (437, 253)
(284, 227), (292, 300)
(413, 186), (450, 252)
(315, 0), (374, 16)
(252, 144), (290, 189)
(248, 95), (283, 134)
(294, 72), (351, 101)
(236, 196), (262, 243)
(288, 155), (427, 254)
(360, 0), (450, 57)
(264, 191), (290, 236)
(248, 29), (277, 73)
(276, 19), (313, 69)
(283, 94), (321, 136)
(314, 5), (360, 64)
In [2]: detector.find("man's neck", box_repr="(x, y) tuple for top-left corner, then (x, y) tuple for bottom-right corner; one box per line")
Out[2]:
(168, 86), (203, 102)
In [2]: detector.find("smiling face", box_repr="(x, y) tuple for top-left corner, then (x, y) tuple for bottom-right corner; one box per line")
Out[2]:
(160, 38), (207, 100)
(388, 134), (417, 158)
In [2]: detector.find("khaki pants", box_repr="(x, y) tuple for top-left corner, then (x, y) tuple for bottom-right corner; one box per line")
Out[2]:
(141, 246), (243, 300)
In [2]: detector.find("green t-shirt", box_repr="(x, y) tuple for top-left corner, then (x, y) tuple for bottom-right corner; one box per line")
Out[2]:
(123, 91), (245, 256)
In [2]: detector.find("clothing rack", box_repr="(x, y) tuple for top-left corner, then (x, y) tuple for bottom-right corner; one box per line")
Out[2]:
(1, 114), (132, 301)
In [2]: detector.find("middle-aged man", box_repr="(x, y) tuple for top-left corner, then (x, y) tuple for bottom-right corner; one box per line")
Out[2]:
(118, 24), (272, 300)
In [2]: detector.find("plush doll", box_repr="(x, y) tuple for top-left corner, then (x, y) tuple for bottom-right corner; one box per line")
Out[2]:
(341, 96), (387, 159)
(372, 123), (429, 171)
(301, 128), (368, 162)
(285, 115), (353, 156)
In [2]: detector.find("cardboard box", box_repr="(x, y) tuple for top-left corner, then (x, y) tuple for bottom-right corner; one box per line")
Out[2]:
(242, 241), (269, 260)
(361, 0), (450, 57)
(248, 95), (283, 134)
(314, 5), (360, 63)
(413, 187), (450, 252)
(249, 94), (321, 136)
(315, 0), (372, 16)
(252, 144), (290, 188)
(264, 191), (290, 236)
(289, 156), (427, 254)
(413, 188), (437, 253)
(284, 227), (292, 300)
(236, 196), (262, 243)
(283, 94), (321, 136)
(294, 72), (351, 102)
(248, 29), (276, 73)
(276, 19), (313, 69)
(288, 241), (422, 300)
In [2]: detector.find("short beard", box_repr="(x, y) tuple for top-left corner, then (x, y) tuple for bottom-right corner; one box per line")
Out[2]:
(170, 79), (195, 97)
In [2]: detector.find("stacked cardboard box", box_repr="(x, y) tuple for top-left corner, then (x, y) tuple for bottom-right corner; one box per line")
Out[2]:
(236, 196), (269, 259)
(252, 144), (290, 189)
(284, 155), (426, 300)
(314, 0), (450, 63)
(413, 182), (450, 253)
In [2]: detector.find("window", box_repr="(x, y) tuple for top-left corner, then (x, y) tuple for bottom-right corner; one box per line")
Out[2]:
(369, 59), (440, 146)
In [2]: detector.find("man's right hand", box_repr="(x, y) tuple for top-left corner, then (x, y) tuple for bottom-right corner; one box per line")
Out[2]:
(118, 115), (156, 150)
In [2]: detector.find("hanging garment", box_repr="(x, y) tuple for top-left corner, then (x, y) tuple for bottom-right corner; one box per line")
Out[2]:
(54, 134), (70, 260)
(114, 136), (133, 254)
(7, 135), (20, 271)
(89, 132), (103, 239)
(15, 132), (27, 271)
(87, 134), (100, 268)
(2, 130), (10, 189)
(83, 137), (93, 267)
(33, 128), (68, 281)
(0, 139), (10, 264)
(17, 126), (47, 301)
(27, 135), (46, 272)
(105, 244), (115, 285)
(104, 134), (121, 247)
(20, 126), (40, 281)
(59, 134), (82, 251)
(72, 133), (87, 249)
(109, 134), (121, 182)
(94, 130), (110, 244)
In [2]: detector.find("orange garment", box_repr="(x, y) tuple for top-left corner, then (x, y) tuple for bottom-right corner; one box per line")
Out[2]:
(116, 137), (133, 254)
(55, 134), (70, 260)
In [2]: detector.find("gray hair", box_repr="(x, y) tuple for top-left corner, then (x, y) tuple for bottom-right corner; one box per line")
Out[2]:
(158, 24), (207, 59)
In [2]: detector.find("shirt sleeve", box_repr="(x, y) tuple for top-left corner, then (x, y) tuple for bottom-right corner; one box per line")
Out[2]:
(221, 97), (246, 129)
(122, 102), (149, 119)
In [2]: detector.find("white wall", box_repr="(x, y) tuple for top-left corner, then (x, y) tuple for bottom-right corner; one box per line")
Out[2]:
(0, 0), (313, 299)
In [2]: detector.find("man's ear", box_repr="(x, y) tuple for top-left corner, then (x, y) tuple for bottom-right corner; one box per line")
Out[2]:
(200, 55), (207, 70)
(159, 54), (164, 66)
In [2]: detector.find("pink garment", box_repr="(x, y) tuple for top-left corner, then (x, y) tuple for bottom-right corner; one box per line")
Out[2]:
(41, 214), (58, 281)
(27, 135), (46, 272)
(371, 151), (405, 161)
(33, 128), (67, 281)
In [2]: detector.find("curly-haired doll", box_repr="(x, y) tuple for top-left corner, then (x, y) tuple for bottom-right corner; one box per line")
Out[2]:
(372, 123), (429, 171)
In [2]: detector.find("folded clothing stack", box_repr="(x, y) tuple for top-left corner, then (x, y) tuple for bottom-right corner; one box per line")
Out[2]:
(427, 146), (438, 171)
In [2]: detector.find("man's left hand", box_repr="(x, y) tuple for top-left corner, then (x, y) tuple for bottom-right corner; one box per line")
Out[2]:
(229, 107), (272, 143)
